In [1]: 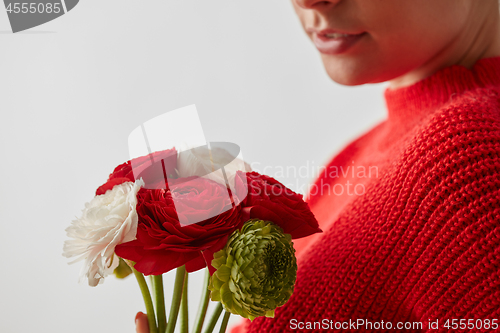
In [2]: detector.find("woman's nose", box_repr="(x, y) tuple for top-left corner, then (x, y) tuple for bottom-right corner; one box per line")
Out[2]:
(294, 0), (341, 10)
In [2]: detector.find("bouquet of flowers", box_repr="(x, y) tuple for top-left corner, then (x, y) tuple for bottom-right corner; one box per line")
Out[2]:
(63, 143), (321, 333)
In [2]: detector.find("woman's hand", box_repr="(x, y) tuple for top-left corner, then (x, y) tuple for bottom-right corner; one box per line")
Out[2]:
(135, 312), (149, 333)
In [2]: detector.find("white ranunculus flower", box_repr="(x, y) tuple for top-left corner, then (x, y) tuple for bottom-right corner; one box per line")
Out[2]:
(177, 146), (251, 188)
(63, 179), (144, 287)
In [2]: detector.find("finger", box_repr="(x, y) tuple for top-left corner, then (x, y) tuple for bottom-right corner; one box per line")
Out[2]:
(135, 312), (149, 333)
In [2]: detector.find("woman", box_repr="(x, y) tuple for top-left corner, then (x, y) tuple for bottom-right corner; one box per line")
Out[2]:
(137, 0), (500, 332)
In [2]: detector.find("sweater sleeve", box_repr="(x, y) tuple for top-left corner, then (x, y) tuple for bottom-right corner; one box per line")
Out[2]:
(295, 91), (500, 332)
(231, 90), (500, 333)
(385, 93), (500, 329)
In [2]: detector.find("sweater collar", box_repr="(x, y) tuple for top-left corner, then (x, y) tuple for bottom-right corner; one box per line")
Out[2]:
(384, 56), (500, 124)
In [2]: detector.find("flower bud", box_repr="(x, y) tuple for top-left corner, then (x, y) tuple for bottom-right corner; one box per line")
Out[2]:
(113, 257), (133, 279)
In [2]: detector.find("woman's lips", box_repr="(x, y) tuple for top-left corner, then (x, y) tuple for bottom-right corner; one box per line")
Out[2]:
(312, 31), (366, 55)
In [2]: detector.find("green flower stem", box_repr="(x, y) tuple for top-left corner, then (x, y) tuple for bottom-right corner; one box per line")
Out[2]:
(202, 302), (223, 333)
(153, 275), (167, 333)
(180, 273), (189, 333)
(218, 311), (231, 333)
(132, 268), (158, 333)
(150, 275), (156, 297)
(192, 268), (210, 333)
(165, 265), (187, 333)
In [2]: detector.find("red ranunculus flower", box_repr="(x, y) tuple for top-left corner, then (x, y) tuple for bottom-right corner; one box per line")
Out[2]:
(96, 148), (177, 196)
(115, 176), (243, 275)
(235, 171), (322, 239)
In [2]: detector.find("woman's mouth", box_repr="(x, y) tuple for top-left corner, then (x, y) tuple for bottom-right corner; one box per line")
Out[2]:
(312, 30), (366, 55)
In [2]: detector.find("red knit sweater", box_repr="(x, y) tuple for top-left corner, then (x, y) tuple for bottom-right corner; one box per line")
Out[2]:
(231, 57), (500, 332)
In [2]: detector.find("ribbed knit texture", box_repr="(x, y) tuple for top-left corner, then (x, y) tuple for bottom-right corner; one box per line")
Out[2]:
(231, 57), (500, 333)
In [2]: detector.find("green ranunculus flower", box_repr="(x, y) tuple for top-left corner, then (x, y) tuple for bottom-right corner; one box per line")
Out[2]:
(208, 219), (297, 321)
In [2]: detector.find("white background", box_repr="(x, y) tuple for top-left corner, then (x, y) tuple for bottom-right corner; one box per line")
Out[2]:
(0, 1), (386, 332)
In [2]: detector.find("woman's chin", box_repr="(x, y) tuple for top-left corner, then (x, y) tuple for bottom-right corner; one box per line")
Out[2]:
(328, 74), (367, 86)
(320, 57), (366, 86)
(323, 68), (372, 86)
(321, 59), (397, 86)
